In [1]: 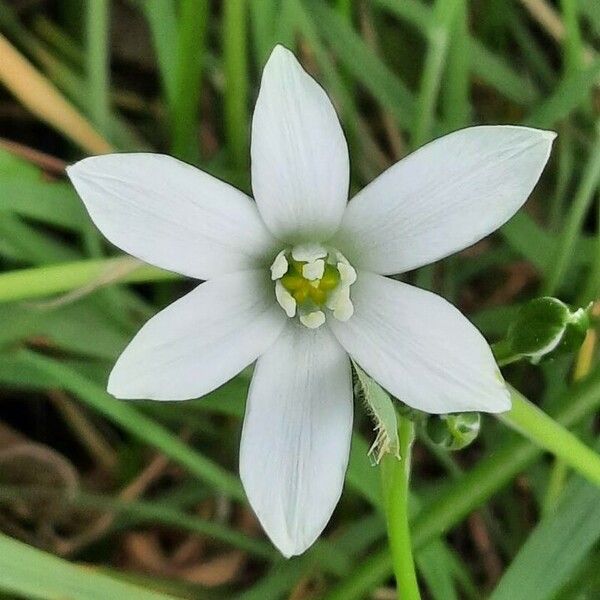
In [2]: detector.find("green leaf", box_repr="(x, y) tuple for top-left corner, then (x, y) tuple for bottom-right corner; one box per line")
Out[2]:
(353, 362), (400, 465)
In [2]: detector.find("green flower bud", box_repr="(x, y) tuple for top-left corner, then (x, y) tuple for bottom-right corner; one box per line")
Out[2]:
(503, 297), (590, 364)
(425, 413), (481, 451)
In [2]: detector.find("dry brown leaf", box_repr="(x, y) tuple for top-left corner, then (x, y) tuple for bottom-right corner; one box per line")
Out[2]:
(0, 34), (112, 154)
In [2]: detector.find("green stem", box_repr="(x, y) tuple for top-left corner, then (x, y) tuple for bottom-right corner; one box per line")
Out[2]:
(324, 367), (600, 600)
(500, 386), (600, 488)
(381, 416), (421, 600)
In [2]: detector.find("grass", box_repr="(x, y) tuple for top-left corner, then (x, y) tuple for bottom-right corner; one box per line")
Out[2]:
(0, 1), (600, 598)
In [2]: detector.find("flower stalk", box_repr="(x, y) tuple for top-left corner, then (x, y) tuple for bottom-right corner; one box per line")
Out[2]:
(381, 414), (421, 600)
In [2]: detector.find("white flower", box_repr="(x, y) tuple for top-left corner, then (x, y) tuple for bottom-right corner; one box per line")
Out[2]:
(67, 45), (555, 557)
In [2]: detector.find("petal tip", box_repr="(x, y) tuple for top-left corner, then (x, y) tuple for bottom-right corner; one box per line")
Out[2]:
(265, 44), (297, 71)
(527, 127), (557, 145)
(65, 155), (106, 185)
(65, 160), (83, 182)
(270, 43), (294, 60)
(106, 371), (133, 400)
(486, 381), (512, 414)
(107, 360), (144, 400)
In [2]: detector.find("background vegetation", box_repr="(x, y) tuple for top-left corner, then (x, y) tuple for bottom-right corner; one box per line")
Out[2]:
(0, 0), (599, 598)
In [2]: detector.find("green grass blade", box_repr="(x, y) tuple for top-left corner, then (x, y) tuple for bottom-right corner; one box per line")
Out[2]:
(85, 0), (110, 133)
(373, 0), (539, 104)
(0, 214), (80, 264)
(490, 479), (600, 600)
(441, 0), (470, 130)
(21, 351), (245, 501)
(140, 0), (178, 107)
(560, 0), (585, 73)
(417, 540), (459, 600)
(223, 0), (249, 171)
(171, 0), (208, 162)
(305, 0), (416, 129)
(249, 0), (278, 66)
(1, 177), (87, 231)
(411, 0), (458, 147)
(525, 59), (600, 128)
(543, 120), (600, 294)
(0, 257), (178, 304)
(0, 532), (180, 600)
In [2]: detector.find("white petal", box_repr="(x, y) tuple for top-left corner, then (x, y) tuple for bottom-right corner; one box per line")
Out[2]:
(108, 270), (286, 400)
(291, 243), (328, 262)
(251, 45), (349, 243)
(240, 324), (352, 557)
(329, 272), (510, 414)
(335, 126), (555, 275)
(67, 153), (277, 280)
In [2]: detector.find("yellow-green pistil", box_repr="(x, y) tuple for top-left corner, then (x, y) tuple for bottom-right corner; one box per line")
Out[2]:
(280, 259), (340, 306)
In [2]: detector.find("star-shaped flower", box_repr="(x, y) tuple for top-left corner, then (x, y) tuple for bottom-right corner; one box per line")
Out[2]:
(67, 45), (555, 557)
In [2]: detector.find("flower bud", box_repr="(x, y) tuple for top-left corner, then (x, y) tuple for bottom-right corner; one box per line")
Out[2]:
(425, 413), (481, 451)
(503, 297), (590, 364)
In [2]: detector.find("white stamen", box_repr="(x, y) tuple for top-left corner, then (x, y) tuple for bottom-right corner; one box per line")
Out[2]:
(291, 243), (327, 263)
(327, 286), (354, 321)
(338, 262), (357, 286)
(333, 297), (354, 321)
(299, 310), (326, 329)
(302, 259), (325, 280)
(275, 280), (296, 317)
(270, 250), (289, 280)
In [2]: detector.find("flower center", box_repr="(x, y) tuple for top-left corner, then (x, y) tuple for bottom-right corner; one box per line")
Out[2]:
(270, 243), (356, 329)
